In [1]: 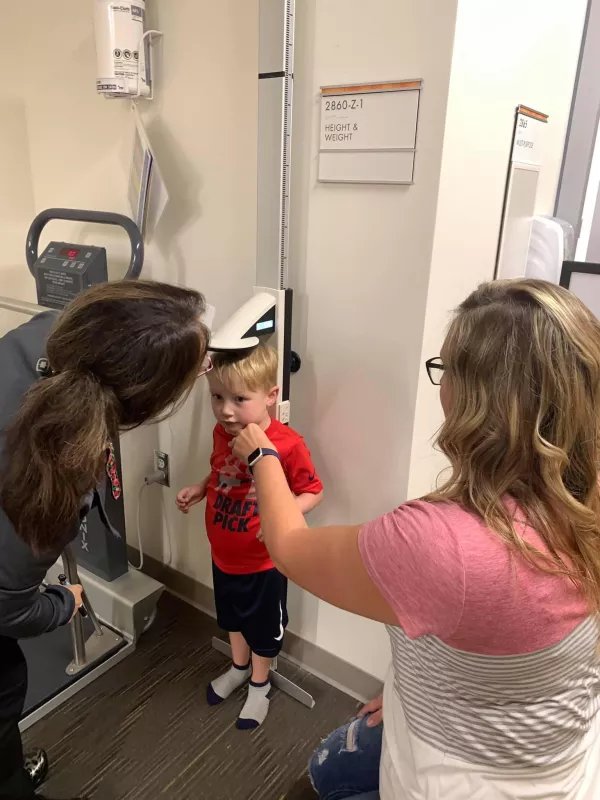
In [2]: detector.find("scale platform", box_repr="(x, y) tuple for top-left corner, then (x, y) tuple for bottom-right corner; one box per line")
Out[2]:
(20, 619), (132, 732)
(19, 557), (163, 732)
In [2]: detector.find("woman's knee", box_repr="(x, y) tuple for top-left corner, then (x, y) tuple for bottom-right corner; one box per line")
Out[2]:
(309, 714), (382, 800)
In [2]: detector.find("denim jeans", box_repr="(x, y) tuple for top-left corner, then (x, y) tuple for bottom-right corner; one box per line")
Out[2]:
(309, 713), (382, 800)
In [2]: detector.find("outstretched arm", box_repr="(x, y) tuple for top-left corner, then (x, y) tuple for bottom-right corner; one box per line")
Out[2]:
(233, 425), (397, 624)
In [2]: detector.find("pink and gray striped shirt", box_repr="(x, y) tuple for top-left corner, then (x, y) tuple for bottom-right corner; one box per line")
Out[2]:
(359, 500), (600, 768)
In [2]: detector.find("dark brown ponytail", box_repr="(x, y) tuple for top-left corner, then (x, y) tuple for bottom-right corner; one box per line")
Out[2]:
(1, 280), (208, 553)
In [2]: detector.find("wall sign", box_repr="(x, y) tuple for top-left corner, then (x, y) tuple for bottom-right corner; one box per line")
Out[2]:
(318, 79), (422, 185)
(511, 106), (548, 167)
(495, 105), (549, 279)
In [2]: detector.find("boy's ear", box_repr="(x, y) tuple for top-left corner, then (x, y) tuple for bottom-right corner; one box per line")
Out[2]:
(266, 385), (280, 408)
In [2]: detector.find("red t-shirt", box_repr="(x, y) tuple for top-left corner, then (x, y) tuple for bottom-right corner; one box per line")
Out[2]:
(205, 419), (323, 574)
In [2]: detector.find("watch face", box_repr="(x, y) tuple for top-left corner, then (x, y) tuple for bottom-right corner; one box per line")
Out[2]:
(248, 448), (261, 465)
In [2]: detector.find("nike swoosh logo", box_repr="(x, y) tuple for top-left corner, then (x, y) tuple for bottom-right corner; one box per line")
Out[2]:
(274, 602), (284, 641)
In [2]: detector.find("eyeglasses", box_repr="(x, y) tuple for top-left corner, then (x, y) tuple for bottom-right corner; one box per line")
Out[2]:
(425, 357), (445, 386)
(198, 355), (213, 378)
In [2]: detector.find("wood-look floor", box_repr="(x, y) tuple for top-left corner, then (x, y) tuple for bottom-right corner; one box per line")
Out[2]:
(24, 593), (359, 800)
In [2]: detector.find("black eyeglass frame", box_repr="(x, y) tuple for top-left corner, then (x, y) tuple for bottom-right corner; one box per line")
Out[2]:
(425, 357), (445, 386)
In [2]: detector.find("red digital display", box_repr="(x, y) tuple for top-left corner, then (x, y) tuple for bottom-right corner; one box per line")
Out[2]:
(59, 247), (80, 259)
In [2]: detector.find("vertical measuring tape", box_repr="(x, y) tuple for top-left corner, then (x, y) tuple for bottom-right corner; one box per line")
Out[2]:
(280, 0), (295, 290)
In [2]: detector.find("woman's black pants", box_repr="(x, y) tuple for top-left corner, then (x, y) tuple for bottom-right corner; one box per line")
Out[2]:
(0, 636), (36, 798)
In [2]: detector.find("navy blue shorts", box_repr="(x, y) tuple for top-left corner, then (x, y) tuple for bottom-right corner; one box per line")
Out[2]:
(212, 562), (288, 658)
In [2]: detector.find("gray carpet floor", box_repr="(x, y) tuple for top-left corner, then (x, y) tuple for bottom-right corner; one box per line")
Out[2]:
(24, 593), (360, 800)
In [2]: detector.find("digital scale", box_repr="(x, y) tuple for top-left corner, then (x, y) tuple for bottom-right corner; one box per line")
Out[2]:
(1, 208), (164, 730)
(27, 207), (144, 311)
(33, 242), (107, 310)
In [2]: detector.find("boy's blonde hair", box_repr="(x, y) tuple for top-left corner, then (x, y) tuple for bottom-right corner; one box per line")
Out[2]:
(212, 344), (278, 393)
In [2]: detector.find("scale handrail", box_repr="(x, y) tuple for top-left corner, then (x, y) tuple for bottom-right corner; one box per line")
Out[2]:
(0, 295), (46, 317)
(25, 208), (144, 279)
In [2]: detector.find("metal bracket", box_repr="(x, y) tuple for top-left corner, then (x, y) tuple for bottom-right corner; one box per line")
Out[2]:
(211, 636), (315, 709)
(62, 544), (126, 675)
(66, 628), (124, 676)
(134, 29), (164, 101)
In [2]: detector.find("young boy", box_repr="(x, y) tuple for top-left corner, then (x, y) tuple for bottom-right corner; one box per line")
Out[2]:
(176, 345), (323, 729)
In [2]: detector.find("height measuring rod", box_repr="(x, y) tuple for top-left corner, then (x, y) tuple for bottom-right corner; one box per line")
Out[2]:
(256, 0), (295, 412)
(210, 0), (298, 422)
(211, 1), (315, 709)
(257, 0), (294, 292)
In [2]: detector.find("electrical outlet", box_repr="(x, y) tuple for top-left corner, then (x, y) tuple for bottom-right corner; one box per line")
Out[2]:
(154, 450), (170, 487)
(277, 400), (291, 425)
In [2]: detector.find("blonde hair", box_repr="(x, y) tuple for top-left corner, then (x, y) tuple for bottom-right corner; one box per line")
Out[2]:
(212, 344), (278, 393)
(427, 279), (600, 611)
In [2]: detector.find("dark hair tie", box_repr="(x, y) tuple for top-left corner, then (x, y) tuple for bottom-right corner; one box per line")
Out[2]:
(35, 358), (53, 378)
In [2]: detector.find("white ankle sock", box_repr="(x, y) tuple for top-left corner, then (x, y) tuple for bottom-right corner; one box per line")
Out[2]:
(207, 662), (251, 705)
(236, 680), (271, 729)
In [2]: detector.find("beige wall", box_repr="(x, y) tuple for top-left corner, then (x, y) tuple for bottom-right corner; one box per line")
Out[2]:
(0, 101), (37, 337)
(0, 12), (36, 314)
(0, 0), (587, 681)
(407, 0), (589, 499)
(0, 0), (458, 681)
(0, 1), (258, 609)
(287, 0), (458, 677)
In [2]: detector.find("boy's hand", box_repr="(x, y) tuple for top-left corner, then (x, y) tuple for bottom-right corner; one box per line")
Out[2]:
(232, 423), (275, 464)
(176, 479), (209, 514)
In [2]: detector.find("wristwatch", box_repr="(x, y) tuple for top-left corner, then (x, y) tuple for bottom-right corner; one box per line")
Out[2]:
(248, 447), (280, 474)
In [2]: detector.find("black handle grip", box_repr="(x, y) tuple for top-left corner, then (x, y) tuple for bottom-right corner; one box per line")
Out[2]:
(290, 351), (302, 374)
(26, 208), (144, 279)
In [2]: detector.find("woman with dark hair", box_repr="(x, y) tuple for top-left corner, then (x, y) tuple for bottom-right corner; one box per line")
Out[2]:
(0, 280), (210, 800)
(232, 280), (600, 800)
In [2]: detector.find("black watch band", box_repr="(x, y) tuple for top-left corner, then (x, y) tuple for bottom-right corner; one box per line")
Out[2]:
(248, 447), (280, 474)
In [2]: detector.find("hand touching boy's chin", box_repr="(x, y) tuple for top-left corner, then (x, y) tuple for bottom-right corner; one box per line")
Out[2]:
(232, 423), (277, 463)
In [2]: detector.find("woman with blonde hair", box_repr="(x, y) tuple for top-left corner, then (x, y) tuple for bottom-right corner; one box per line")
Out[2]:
(233, 279), (600, 799)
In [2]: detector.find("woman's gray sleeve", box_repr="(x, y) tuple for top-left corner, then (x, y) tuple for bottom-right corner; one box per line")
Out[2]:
(0, 582), (75, 639)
